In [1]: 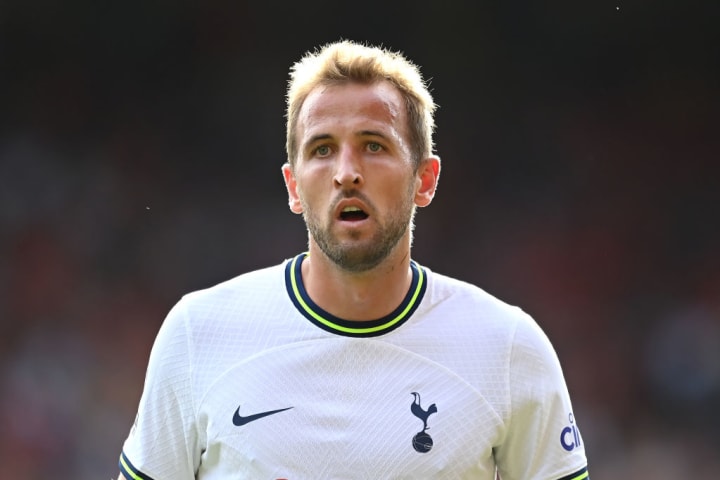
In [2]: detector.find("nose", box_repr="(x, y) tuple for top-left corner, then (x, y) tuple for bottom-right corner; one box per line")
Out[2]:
(333, 146), (363, 187)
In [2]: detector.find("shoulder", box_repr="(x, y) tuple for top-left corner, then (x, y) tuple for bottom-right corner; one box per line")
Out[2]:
(417, 266), (556, 378)
(422, 266), (532, 332)
(156, 259), (291, 340)
(168, 258), (293, 323)
(413, 265), (546, 369)
(183, 260), (288, 305)
(423, 267), (563, 374)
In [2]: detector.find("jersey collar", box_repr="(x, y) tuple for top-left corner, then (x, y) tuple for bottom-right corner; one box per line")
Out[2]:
(285, 253), (427, 337)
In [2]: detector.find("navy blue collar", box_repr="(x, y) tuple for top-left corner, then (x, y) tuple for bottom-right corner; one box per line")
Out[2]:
(285, 253), (427, 337)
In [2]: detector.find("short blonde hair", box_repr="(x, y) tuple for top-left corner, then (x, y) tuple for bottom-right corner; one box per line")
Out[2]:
(285, 40), (436, 167)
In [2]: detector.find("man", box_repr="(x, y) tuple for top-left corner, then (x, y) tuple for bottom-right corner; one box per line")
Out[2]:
(118, 40), (590, 479)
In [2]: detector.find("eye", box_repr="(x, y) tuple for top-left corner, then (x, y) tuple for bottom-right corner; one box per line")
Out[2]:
(314, 145), (331, 157)
(367, 142), (383, 153)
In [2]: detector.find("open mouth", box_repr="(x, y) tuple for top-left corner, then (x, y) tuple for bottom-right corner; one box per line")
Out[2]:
(339, 206), (369, 221)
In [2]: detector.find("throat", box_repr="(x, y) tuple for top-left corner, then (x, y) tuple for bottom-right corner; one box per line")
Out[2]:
(302, 255), (414, 321)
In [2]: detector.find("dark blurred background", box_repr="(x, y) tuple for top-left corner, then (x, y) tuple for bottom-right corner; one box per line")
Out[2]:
(1, 1), (718, 478)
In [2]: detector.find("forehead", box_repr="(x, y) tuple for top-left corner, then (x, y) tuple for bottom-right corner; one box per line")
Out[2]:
(297, 81), (407, 138)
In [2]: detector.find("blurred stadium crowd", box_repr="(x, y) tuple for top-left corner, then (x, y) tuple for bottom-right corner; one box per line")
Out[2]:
(1, 2), (718, 478)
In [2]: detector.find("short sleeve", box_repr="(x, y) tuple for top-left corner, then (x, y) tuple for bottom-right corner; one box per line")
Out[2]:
(494, 312), (589, 480)
(119, 300), (201, 480)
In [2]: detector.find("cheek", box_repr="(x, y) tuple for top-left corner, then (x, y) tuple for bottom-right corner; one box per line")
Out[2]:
(387, 172), (418, 196)
(296, 164), (335, 191)
(294, 177), (323, 207)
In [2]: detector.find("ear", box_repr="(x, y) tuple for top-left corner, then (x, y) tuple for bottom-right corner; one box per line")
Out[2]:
(414, 155), (441, 208)
(282, 162), (304, 214)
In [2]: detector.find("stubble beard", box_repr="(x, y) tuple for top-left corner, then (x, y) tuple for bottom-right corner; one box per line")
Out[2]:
(303, 190), (416, 273)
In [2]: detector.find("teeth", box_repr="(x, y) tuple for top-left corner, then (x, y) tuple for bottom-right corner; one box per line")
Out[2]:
(342, 206), (362, 212)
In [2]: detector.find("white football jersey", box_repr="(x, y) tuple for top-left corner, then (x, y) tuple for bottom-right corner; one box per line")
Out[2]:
(120, 253), (589, 480)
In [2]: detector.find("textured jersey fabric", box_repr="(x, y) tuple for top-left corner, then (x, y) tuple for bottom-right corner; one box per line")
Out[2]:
(120, 253), (589, 479)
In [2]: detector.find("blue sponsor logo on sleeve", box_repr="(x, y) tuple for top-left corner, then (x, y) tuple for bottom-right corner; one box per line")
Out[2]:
(560, 412), (583, 452)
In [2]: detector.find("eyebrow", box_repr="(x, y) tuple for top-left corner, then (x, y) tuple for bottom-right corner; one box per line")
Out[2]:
(304, 133), (333, 147)
(304, 130), (389, 147)
(358, 130), (389, 140)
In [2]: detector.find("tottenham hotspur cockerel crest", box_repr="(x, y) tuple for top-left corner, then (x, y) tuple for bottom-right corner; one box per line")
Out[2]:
(410, 392), (437, 453)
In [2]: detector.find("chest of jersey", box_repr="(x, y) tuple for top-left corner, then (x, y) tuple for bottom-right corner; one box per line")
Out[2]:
(196, 338), (502, 479)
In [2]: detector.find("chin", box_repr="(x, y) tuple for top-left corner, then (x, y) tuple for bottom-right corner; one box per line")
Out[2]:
(332, 242), (400, 273)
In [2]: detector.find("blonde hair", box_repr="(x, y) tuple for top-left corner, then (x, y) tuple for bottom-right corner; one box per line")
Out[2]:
(285, 40), (436, 167)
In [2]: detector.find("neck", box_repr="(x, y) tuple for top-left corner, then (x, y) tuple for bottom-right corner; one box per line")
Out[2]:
(302, 242), (413, 321)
